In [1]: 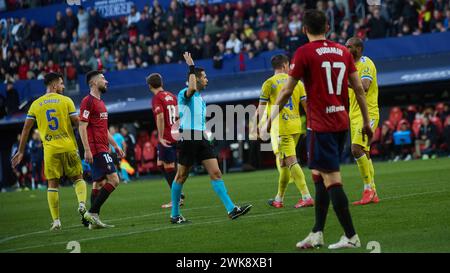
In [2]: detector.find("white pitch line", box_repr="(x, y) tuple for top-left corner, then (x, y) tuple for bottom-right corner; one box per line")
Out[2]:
(1, 209), (299, 253)
(1, 189), (448, 251)
(0, 196), (292, 244)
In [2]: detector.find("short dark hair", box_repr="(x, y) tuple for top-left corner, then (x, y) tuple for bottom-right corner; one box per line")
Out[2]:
(303, 9), (327, 35)
(44, 72), (63, 86)
(271, 54), (289, 70)
(187, 67), (205, 81)
(146, 73), (163, 89)
(86, 70), (103, 85)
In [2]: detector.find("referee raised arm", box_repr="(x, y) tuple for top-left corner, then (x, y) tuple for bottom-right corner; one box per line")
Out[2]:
(168, 52), (253, 224)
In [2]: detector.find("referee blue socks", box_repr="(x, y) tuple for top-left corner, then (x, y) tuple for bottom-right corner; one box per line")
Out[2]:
(171, 182), (183, 217)
(211, 179), (235, 213)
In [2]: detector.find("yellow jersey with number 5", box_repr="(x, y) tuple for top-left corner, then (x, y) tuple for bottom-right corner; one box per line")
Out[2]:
(349, 56), (379, 121)
(26, 92), (78, 154)
(259, 73), (306, 136)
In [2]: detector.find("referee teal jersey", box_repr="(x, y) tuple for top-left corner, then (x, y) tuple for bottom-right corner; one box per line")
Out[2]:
(178, 87), (206, 131)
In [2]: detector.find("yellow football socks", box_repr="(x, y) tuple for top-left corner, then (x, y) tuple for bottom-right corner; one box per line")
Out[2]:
(368, 159), (376, 190)
(289, 163), (311, 198)
(47, 188), (60, 221)
(276, 158), (290, 201)
(356, 154), (372, 190)
(74, 179), (87, 204)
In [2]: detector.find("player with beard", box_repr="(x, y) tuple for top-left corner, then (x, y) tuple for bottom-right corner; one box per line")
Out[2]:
(79, 70), (125, 229)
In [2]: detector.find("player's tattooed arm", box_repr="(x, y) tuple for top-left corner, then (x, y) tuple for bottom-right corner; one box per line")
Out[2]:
(11, 118), (34, 168)
(184, 52), (197, 98)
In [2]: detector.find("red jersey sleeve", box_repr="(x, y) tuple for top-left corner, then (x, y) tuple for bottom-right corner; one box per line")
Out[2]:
(152, 95), (164, 116)
(289, 47), (306, 80)
(79, 97), (92, 122)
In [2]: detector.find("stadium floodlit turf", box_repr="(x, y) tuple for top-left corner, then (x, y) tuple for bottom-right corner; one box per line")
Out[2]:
(1, 158), (449, 253)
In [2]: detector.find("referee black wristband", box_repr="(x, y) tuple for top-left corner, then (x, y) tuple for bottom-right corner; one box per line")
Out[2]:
(189, 65), (195, 75)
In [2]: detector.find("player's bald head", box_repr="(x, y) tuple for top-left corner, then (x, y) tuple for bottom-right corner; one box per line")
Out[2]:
(346, 37), (364, 51)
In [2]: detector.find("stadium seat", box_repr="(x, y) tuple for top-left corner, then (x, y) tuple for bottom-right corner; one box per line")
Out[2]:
(389, 107), (403, 128)
(140, 142), (156, 174)
(257, 30), (270, 41)
(150, 130), (159, 147)
(134, 144), (145, 175)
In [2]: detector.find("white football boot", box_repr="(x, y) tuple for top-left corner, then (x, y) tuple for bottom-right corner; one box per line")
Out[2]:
(296, 232), (324, 249)
(50, 219), (61, 231)
(328, 234), (361, 249)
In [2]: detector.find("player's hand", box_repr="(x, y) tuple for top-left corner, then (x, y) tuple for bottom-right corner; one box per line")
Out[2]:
(84, 150), (93, 164)
(116, 147), (125, 158)
(362, 123), (373, 143)
(159, 138), (171, 148)
(183, 52), (194, 66)
(11, 152), (23, 168)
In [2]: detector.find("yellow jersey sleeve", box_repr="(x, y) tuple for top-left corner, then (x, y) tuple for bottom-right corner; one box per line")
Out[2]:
(360, 59), (374, 82)
(66, 97), (78, 118)
(259, 79), (272, 102)
(26, 101), (38, 121)
(296, 81), (307, 101)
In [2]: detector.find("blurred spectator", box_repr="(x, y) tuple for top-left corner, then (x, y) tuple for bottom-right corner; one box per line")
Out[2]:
(225, 32), (242, 54)
(415, 116), (437, 159)
(77, 6), (89, 38)
(5, 82), (20, 115)
(11, 133), (31, 191)
(444, 115), (450, 156)
(110, 125), (130, 183)
(127, 5), (141, 27)
(0, 92), (6, 119)
(121, 126), (137, 176)
(367, 7), (389, 39)
(28, 129), (44, 188)
(393, 121), (413, 161)
(378, 121), (394, 160)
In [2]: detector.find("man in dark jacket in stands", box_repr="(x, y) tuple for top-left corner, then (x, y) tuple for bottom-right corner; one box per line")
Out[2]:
(415, 116), (437, 159)
(5, 82), (20, 115)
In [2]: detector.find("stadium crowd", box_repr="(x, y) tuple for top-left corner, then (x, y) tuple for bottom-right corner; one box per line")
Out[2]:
(1, 0), (450, 83)
(371, 102), (450, 161)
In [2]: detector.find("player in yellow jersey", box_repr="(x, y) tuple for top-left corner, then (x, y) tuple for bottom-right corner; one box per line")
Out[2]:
(346, 37), (380, 205)
(11, 73), (88, 230)
(255, 54), (314, 208)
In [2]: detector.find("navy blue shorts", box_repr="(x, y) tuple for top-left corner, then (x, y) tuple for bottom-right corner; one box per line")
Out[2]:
(307, 130), (348, 173)
(91, 152), (116, 182)
(157, 143), (177, 163)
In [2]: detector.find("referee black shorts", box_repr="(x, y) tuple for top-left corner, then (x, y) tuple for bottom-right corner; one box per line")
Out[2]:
(177, 130), (217, 167)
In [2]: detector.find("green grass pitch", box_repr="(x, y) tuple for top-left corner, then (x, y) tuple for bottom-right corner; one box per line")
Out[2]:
(1, 158), (449, 253)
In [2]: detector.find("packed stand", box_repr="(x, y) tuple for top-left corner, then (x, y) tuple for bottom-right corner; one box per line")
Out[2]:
(2, 0), (64, 11)
(370, 102), (450, 161)
(1, 0), (450, 85)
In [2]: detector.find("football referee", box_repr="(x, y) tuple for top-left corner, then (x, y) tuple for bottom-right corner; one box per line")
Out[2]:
(169, 52), (252, 224)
